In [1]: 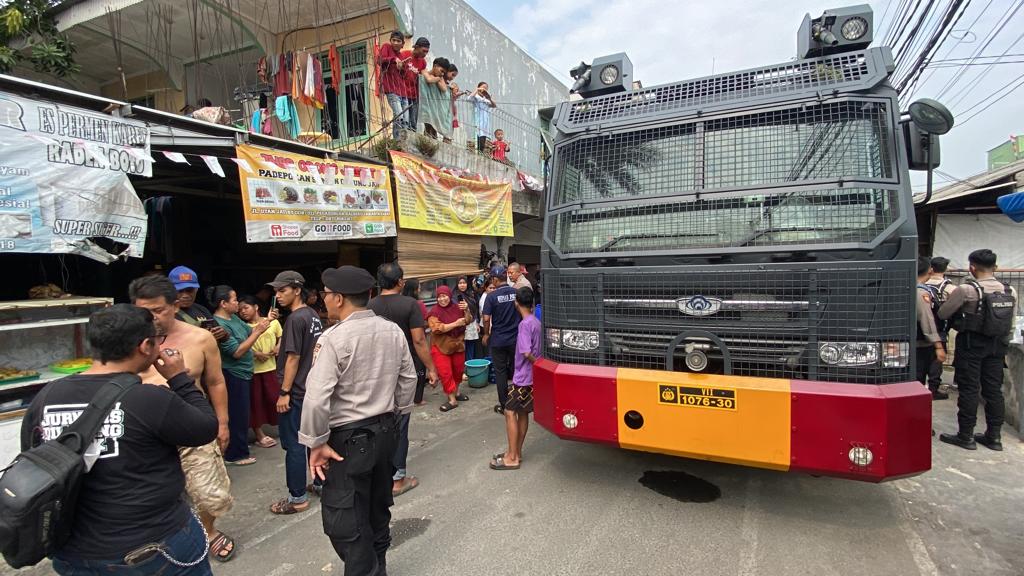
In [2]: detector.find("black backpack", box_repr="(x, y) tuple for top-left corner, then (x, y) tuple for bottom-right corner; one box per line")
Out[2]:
(918, 283), (950, 336)
(958, 279), (1015, 338)
(0, 374), (139, 568)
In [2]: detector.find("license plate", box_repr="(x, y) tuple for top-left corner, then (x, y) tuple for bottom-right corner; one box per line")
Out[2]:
(658, 384), (737, 411)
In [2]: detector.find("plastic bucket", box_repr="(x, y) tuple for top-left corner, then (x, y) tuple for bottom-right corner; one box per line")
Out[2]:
(465, 359), (492, 388)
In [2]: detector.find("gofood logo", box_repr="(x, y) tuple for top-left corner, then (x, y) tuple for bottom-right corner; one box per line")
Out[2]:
(676, 295), (722, 317)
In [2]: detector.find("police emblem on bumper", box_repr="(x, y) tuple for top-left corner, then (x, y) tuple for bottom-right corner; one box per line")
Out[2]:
(677, 295), (722, 316)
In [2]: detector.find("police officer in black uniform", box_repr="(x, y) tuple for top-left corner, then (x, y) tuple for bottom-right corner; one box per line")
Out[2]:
(299, 266), (417, 576)
(937, 249), (1017, 451)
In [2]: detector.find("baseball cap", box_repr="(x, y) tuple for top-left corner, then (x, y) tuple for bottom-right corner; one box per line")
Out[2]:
(267, 270), (305, 290)
(490, 265), (507, 278)
(414, 37), (430, 48)
(322, 266), (375, 294)
(168, 266), (200, 291)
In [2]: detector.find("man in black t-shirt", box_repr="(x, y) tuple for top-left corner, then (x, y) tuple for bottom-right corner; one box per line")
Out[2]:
(368, 262), (438, 498)
(267, 271), (324, 515)
(22, 304), (218, 574)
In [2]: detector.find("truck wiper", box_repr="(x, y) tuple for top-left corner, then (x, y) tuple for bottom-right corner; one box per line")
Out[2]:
(598, 232), (719, 252)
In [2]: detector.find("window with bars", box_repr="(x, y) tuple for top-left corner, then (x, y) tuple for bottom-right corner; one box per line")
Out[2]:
(320, 44), (369, 142)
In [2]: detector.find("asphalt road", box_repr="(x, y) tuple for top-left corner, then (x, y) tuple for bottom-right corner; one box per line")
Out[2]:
(4, 383), (1022, 576)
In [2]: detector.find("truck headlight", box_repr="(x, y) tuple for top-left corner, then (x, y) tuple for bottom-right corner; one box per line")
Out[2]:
(546, 328), (561, 349)
(563, 330), (600, 351)
(818, 342), (879, 366)
(882, 342), (910, 368)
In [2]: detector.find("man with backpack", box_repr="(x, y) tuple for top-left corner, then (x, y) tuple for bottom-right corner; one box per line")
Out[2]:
(916, 257), (947, 391)
(924, 256), (957, 398)
(10, 304), (218, 573)
(937, 249), (1017, 452)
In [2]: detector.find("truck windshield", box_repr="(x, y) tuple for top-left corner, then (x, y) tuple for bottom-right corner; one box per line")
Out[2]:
(551, 100), (898, 254)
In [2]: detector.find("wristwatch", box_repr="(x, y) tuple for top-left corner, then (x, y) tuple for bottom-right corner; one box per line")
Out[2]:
(279, 389), (291, 397)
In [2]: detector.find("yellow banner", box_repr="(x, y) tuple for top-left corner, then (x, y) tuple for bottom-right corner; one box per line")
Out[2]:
(236, 144), (396, 242)
(390, 151), (514, 237)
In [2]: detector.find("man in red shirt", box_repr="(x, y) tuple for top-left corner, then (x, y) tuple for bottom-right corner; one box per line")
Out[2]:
(400, 37), (430, 131)
(379, 31), (411, 139)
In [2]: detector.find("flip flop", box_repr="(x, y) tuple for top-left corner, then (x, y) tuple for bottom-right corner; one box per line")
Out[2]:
(493, 452), (523, 463)
(489, 456), (520, 471)
(493, 404), (505, 415)
(255, 436), (277, 448)
(455, 394), (470, 402)
(209, 531), (236, 562)
(440, 402), (458, 412)
(225, 457), (256, 466)
(392, 476), (419, 497)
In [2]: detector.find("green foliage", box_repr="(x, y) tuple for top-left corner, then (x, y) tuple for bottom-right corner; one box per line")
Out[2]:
(371, 136), (399, 162)
(412, 134), (438, 158)
(0, 0), (79, 77)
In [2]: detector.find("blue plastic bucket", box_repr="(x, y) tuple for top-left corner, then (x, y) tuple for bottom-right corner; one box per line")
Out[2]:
(465, 359), (492, 388)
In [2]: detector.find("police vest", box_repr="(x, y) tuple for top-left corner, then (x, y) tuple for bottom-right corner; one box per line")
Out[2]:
(953, 279), (1015, 338)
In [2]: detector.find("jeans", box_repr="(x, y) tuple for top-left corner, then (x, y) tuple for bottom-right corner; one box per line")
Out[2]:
(385, 93), (409, 139)
(408, 98), (419, 130)
(223, 371), (251, 462)
(393, 412), (410, 481)
(278, 398), (309, 503)
(53, 512), (212, 575)
(465, 339), (480, 362)
(491, 345), (516, 408)
(953, 331), (1007, 436)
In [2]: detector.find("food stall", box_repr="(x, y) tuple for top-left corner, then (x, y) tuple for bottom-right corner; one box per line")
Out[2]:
(0, 297), (111, 464)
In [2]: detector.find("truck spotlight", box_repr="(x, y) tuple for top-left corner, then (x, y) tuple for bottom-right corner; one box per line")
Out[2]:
(562, 413), (579, 430)
(848, 446), (874, 467)
(599, 64), (620, 85)
(840, 16), (869, 40)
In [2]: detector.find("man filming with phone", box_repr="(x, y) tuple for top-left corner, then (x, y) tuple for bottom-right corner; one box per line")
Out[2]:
(19, 304), (219, 575)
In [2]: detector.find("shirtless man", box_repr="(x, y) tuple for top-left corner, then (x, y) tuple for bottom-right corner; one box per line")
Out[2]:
(129, 275), (238, 562)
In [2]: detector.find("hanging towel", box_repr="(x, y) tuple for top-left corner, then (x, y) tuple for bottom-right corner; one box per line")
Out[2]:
(292, 51), (304, 101)
(304, 53), (317, 106)
(329, 45), (342, 92)
(274, 54), (289, 96)
(287, 98), (300, 139)
(313, 57), (326, 109)
(251, 108), (262, 133)
(275, 95), (291, 123)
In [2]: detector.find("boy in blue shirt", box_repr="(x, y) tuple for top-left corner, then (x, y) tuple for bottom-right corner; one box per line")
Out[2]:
(490, 287), (541, 470)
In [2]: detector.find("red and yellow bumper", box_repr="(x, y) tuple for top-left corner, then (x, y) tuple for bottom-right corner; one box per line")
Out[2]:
(533, 359), (931, 482)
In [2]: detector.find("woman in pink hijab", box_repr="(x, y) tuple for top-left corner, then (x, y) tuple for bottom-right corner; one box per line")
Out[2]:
(427, 285), (473, 411)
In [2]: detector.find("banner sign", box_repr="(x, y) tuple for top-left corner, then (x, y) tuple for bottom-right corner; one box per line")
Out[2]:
(0, 91), (149, 262)
(236, 144), (396, 242)
(390, 151), (514, 237)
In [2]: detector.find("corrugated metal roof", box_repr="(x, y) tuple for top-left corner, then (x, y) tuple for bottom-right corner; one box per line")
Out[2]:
(926, 158), (1024, 205)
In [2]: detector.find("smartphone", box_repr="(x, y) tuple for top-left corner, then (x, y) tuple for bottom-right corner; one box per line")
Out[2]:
(200, 319), (219, 330)
(456, 294), (464, 303)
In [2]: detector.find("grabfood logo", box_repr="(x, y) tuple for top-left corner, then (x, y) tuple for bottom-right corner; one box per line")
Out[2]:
(677, 295), (722, 317)
(269, 224), (301, 238)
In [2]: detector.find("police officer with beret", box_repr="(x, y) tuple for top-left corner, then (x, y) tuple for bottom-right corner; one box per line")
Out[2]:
(299, 266), (417, 576)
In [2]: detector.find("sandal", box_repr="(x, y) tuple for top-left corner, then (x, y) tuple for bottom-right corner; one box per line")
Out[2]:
(493, 404), (505, 415)
(489, 456), (520, 471)
(392, 476), (419, 497)
(439, 402), (458, 412)
(225, 457), (256, 466)
(209, 532), (236, 562)
(493, 452), (523, 463)
(269, 498), (310, 515)
(455, 394), (470, 402)
(255, 436), (277, 448)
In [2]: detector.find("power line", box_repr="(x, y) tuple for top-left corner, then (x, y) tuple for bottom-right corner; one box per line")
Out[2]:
(945, 29), (1024, 109)
(895, 0), (971, 96)
(934, 0), (1024, 100)
(956, 71), (1024, 125)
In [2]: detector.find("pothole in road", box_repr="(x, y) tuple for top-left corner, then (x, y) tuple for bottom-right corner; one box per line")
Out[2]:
(391, 517), (431, 549)
(639, 470), (721, 503)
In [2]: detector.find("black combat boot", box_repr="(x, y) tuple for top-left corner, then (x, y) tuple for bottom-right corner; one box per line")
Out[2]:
(939, 432), (977, 450)
(930, 388), (949, 400)
(974, 430), (1003, 451)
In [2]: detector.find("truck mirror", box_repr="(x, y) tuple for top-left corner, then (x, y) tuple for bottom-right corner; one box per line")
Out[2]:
(903, 120), (940, 171)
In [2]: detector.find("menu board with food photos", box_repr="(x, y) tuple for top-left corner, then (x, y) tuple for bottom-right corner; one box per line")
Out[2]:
(389, 151), (513, 237)
(235, 144), (396, 243)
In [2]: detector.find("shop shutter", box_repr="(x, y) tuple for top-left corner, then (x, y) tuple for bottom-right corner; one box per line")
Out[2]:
(396, 229), (482, 280)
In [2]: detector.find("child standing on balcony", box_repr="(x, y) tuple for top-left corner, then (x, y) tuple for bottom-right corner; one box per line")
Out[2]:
(471, 82), (497, 152)
(419, 57), (453, 141)
(491, 128), (510, 163)
(379, 30), (410, 139)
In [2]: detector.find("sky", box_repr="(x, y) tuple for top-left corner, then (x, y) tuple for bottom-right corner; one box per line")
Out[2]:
(465, 0), (1023, 189)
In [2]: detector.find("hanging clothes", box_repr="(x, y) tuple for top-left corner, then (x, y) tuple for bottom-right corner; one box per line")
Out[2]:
(329, 45), (342, 92)
(292, 51), (304, 102)
(273, 54), (289, 97)
(251, 108), (262, 133)
(313, 56), (326, 109)
(303, 53), (318, 107)
(256, 57), (268, 84)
